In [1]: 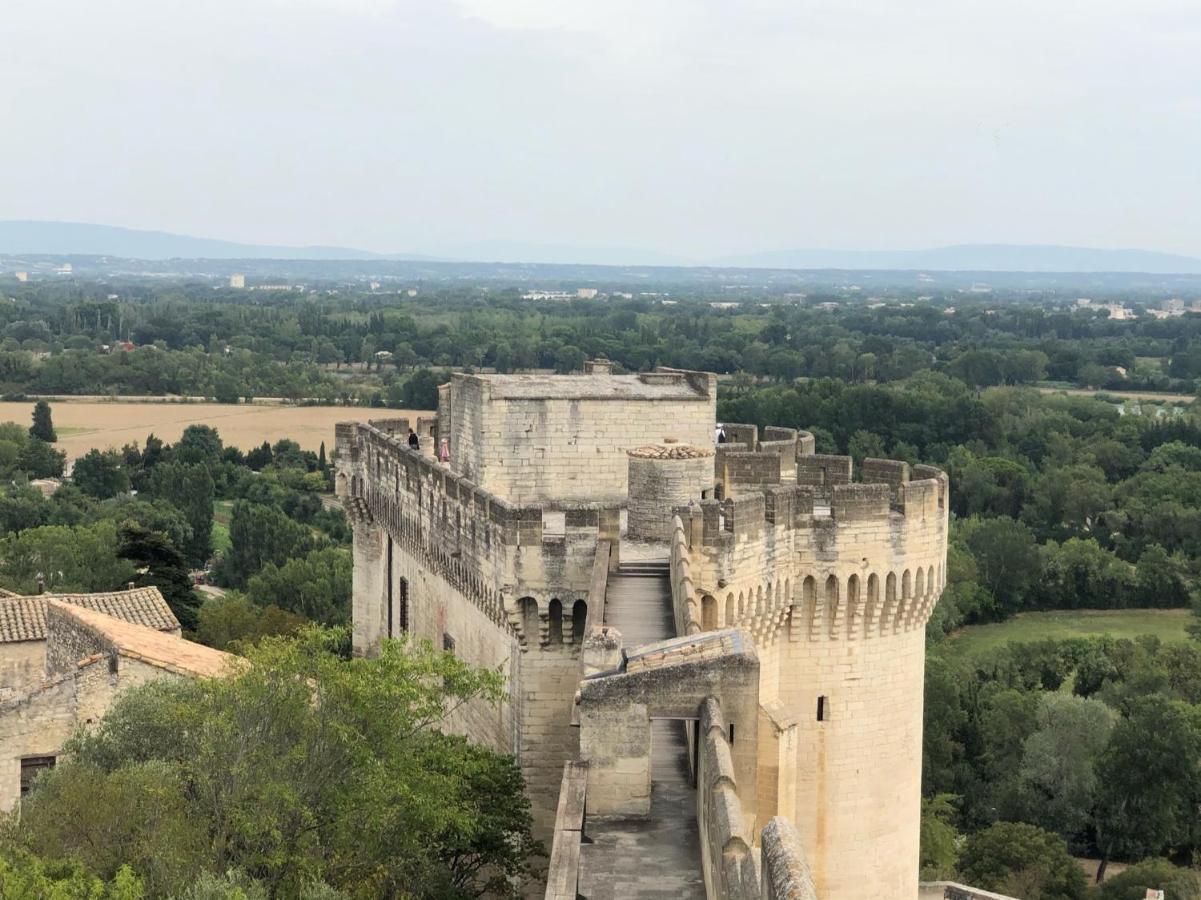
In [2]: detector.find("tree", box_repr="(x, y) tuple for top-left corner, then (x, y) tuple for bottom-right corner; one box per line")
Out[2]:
(29, 399), (56, 443)
(19, 437), (66, 478)
(1096, 858), (1201, 900)
(961, 517), (1043, 619)
(958, 822), (1087, 900)
(116, 521), (202, 632)
(32, 629), (542, 897)
(194, 592), (306, 650)
(1094, 696), (1201, 879)
(0, 521), (135, 594)
(174, 425), (224, 467)
(400, 368), (443, 409)
(244, 547), (351, 625)
(214, 501), (314, 588)
(15, 761), (204, 894)
(72, 449), (130, 499)
(0, 850), (145, 899)
(150, 463), (214, 567)
(919, 794), (960, 880)
(1016, 693), (1114, 840)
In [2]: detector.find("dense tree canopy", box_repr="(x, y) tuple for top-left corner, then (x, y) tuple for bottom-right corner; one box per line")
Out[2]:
(10, 629), (542, 898)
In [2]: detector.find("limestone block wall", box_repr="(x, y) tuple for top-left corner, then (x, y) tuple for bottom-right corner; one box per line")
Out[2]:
(439, 369), (717, 505)
(0, 656), (183, 811)
(0, 642), (44, 698)
(337, 421), (601, 839)
(696, 698), (758, 900)
(760, 817), (818, 900)
(672, 458), (949, 900)
(627, 446), (715, 543)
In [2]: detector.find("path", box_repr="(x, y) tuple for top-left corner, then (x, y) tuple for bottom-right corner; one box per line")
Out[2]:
(576, 560), (705, 899)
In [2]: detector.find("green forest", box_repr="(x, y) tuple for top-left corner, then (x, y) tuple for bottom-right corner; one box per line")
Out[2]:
(0, 275), (1199, 898)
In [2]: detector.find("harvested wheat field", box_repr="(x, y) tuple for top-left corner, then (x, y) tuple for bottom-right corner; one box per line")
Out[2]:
(0, 400), (432, 460)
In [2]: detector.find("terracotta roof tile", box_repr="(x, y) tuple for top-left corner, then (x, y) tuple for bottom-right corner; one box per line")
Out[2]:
(0, 587), (180, 644)
(47, 601), (236, 679)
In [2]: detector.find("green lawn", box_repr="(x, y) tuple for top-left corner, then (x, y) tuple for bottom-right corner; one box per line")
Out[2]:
(211, 500), (234, 557)
(944, 609), (1194, 657)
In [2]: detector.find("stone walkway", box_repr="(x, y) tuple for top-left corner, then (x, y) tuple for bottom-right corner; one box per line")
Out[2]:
(576, 719), (705, 899)
(575, 562), (704, 899)
(602, 562), (674, 647)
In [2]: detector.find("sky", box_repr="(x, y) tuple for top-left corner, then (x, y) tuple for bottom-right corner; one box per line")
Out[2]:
(2, 0), (1200, 262)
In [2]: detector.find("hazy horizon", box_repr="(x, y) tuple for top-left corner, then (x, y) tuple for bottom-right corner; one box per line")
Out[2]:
(4, 1), (1199, 260)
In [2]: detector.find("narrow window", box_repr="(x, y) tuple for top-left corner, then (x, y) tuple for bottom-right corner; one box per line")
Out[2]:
(442, 633), (456, 655)
(728, 723), (735, 745)
(817, 696), (828, 722)
(20, 756), (55, 795)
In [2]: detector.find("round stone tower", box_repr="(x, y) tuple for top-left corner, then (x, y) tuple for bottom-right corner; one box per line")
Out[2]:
(674, 455), (949, 899)
(626, 444), (715, 543)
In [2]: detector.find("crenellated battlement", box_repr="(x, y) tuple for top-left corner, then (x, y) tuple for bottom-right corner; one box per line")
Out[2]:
(337, 419), (613, 650)
(670, 454), (949, 646)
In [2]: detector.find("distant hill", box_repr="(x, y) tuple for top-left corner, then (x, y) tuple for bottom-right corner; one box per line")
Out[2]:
(4, 222), (1200, 274)
(714, 244), (1201, 275)
(0, 221), (439, 261)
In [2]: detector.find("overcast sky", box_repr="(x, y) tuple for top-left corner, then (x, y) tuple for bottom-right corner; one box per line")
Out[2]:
(3, 0), (1200, 260)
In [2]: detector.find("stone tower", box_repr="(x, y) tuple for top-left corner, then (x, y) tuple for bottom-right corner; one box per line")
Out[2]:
(671, 441), (949, 899)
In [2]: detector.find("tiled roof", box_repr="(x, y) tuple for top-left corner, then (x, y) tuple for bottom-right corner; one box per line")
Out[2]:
(0, 587), (180, 644)
(47, 601), (236, 679)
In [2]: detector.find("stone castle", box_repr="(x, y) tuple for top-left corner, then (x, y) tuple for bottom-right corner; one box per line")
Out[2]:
(336, 362), (949, 899)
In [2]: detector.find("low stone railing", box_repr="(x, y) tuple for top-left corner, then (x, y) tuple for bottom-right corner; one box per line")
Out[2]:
(760, 817), (817, 900)
(919, 883), (1019, 900)
(669, 514), (703, 636)
(544, 761), (589, 900)
(697, 698), (758, 899)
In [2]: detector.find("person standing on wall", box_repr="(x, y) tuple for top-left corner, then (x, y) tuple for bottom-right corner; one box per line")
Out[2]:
(408, 428), (420, 450)
(715, 423), (727, 444)
(439, 437), (450, 463)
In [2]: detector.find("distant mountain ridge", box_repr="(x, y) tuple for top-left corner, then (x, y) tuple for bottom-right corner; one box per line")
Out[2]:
(713, 244), (1201, 275)
(0, 220), (440, 262)
(3, 221), (1201, 274)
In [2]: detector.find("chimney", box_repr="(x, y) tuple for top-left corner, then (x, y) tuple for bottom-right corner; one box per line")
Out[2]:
(584, 359), (612, 375)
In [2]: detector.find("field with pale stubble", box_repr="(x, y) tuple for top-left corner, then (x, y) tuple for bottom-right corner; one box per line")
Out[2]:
(0, 400), (431, 460)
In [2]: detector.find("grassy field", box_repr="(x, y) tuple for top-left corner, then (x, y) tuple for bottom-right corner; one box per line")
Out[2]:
(0, 400), (432, 460)
(1035, 385), (1196, 404)
(944, 608), (1194, 657)
(212, 500), (234, 557)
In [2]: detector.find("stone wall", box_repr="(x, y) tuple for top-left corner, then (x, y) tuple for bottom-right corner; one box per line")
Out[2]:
(0, 655), (183, 811)
(43, 602), (116, 677)
(673, 456), (949, 900)
(439, 368), (717, 505)
(0, 642), (44, 699)
(760, 817), (818, 900)
(337, 419), (607, 838)
(627, 446), (715, 543)
(696, 698), (758, 900)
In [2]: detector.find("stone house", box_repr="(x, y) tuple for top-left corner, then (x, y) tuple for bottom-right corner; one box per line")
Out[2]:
(0, 599), (233, 811)
(0, 587), (181, 698)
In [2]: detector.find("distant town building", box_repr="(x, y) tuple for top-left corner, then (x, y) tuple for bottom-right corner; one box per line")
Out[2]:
(14, 272), (27, 283)
(54, 263), (72, 275)
(522, 290), (576, 301)
(229, 273), (246, 289)
(576, 288), (599, 299)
